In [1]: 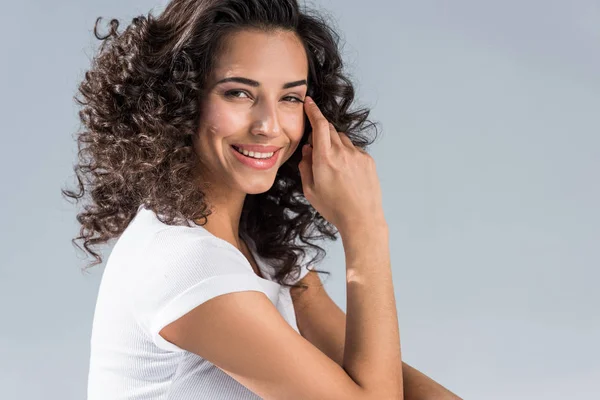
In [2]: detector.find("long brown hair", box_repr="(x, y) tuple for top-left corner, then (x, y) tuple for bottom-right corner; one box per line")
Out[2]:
(62, 0), (380, 290)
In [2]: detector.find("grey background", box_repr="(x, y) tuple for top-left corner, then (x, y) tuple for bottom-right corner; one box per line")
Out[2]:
(1, 0), (598, 399)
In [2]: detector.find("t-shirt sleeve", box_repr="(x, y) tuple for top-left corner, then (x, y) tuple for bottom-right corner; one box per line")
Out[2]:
(130, 229), (268, 352)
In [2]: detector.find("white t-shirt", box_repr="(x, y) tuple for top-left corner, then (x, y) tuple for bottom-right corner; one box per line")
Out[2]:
(87, 205), (312, 400)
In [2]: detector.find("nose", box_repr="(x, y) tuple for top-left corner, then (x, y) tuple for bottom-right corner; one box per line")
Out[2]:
(250, 98), (282, 138)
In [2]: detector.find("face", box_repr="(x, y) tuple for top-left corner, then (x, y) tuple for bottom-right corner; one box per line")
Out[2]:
(194, 29), (309, 195)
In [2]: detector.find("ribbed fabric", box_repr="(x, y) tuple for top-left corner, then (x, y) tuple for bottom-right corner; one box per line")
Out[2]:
(87, 205), (311, 399)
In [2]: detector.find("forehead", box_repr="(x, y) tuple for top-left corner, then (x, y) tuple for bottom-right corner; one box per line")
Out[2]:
(211, 29), (308, 83)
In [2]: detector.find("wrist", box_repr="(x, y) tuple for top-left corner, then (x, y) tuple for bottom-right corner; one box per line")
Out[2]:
(338, 217), (389, 244)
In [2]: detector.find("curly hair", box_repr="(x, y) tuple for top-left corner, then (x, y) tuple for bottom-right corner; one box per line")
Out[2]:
(62, 0), (380, 291)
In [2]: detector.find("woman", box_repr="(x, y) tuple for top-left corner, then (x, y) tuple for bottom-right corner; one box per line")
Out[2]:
(64, 0), (461, 399)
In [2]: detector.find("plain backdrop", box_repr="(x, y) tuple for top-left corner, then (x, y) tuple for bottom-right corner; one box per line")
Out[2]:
(1, 0), (598, 399)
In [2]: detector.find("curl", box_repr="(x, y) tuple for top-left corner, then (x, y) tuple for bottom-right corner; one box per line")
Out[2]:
(63, 0), (381, 291)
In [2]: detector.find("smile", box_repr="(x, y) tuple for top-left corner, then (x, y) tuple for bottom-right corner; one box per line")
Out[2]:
(230, 145), (282, 170)
(232, 146), (276, 159)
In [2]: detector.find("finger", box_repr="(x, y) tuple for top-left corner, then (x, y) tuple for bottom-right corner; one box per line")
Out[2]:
(338, 133), (352, 148)
(328, 122), (343, 147)
(304, 96), (331, 153)
(298, 144), (314, 189)
(338, 131), (354, 149)
(339, 132), (367, 153)
(339, 132), (361, 150)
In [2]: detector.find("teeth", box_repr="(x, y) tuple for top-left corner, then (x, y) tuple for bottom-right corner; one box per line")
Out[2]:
(234, 146), (275, 159)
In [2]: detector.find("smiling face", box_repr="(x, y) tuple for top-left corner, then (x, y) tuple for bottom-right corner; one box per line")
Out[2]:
(193, 28), (309, 195)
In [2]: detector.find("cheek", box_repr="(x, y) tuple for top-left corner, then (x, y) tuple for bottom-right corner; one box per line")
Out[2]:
(201, 102), (246, 140)
(280, 114), (305, 161)
(284, 112), (305, 143)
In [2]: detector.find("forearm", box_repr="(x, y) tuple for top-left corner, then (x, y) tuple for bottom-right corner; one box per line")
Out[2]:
(292, 228), (461, 399)
(340, 222), (404, 398)
(402, 362), (462, 400)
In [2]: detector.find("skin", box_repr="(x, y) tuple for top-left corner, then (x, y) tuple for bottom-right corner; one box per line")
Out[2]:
(293, 271), (463, 400)
(190, 28), (461, 399)
(192, 28), (308, 252)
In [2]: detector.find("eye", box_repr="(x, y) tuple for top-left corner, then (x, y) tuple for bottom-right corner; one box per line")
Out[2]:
(224, 90), (303, 103)
(224, 90), (251, 99)
(283, 96), (303, 103)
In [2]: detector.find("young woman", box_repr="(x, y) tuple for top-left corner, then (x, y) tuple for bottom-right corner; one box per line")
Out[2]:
(64, 0), (461, 399)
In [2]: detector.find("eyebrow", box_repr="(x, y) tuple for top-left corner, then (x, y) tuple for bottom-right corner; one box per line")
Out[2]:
(214, 76), (307, 89)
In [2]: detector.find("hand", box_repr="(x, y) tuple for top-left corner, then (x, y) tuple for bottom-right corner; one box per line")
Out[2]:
(298, 96), (385, 233)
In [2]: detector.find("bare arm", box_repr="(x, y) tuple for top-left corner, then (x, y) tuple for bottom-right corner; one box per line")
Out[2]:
(401, 363), (462, 400)
(292, 270), (462, 400)
(156, 223), (403, 399)
(158, 95), (405, 399)
(339, 221), (404, 398)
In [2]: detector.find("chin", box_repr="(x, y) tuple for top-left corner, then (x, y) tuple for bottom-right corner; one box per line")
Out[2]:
(239, 176), (276, 195)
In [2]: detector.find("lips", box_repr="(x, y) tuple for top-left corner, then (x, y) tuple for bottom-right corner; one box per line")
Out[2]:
(230, 145), (282, 170)
(231, 144), (283, 153)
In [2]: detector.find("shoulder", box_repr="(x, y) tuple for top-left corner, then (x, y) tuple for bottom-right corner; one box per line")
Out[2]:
(121, 206), (257, 299)
(125, 205), (227, 256)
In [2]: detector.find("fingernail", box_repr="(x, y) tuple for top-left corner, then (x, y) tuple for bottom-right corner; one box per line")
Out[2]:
(305, 96), (313, 104)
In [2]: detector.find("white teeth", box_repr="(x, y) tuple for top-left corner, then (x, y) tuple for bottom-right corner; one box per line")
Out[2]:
(234, 146), (275, 159)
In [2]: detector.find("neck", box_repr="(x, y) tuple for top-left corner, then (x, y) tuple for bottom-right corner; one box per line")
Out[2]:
(196, 185), (248, 251)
